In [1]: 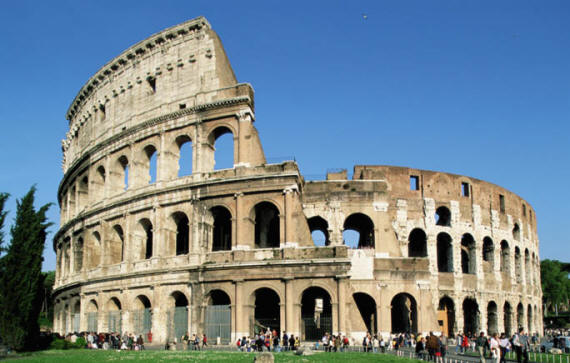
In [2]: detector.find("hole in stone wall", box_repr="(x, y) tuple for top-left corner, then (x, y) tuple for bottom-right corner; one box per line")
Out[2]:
(435, 206), (451, 227)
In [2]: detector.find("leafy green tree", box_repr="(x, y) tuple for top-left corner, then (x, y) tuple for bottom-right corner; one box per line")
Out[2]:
(0, 187), (51, 351)
(38, 271), (55, 329)
(541, 259), (570, 313)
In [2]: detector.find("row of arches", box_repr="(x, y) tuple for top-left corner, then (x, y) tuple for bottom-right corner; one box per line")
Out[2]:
(58, 201), (282, 276)
(407, 228), (539, 284)
(437, 296), (540, 337)
(308, 213), (375, 249)
(60, 125), (235, 223)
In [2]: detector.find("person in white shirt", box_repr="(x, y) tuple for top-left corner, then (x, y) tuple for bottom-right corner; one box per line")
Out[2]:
(490, 333), (501, 363)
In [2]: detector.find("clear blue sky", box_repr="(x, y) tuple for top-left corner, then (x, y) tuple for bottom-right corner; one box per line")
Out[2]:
(0, 1), (568, 271)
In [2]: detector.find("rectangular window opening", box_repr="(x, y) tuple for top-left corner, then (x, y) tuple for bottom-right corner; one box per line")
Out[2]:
(522, 204), (526, 217)
(179, 103), (186, 109)
(99, 104), (106, 120)
(499, 194), (505, 213)
(461, 182), (470, 197)
(410, 175), (419, 191)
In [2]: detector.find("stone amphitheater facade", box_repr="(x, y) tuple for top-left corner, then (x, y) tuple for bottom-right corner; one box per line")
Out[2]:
(53, 17), (543, 344)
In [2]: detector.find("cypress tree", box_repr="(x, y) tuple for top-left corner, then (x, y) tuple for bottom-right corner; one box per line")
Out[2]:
(0, 187), (51, 351)
(0, 192), (8, 255)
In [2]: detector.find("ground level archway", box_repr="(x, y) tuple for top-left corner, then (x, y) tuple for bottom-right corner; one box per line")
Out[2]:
(391, 293), (417, 333)
(301, 287), (332, 341)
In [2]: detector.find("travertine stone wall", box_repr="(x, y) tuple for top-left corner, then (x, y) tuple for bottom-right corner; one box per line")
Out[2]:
(53, 17), (542, 344)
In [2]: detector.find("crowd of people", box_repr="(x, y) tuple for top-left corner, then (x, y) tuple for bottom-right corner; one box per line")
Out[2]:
(179, 332), (207, 350)
(62, 331), (147, 350)
(235, 329), (300, 352)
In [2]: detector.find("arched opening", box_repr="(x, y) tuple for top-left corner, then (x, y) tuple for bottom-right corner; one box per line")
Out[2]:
(525, 249), (530, 284)
(78, 176), (88, 211)
(527, 304), (533, 333)
(513, 223), (521, 241)
(208, 126), (234, 171)
(176, 135), (193, 177)
(391, 293), (417, 334)
(515, 247), (522, 283)
(172, 212), (189, 255)
(438, 296), (455, 337)
(106, 297), (122, 333)
(308, 216), (330, 247)
(504, 302), (513, 336)
(211, 206), (232, 251)
(72, 301), (81, 332)
(69, 186), (76, 215)
(408, 228), (427, 257)
(118, 155), (129, 192)
(435, 206), (451, 227)
(500, 240), (510, 273)
(437, 232), (453, 272)
(133, 295), (152, 336)
(483, 237), (494, 272)
(254, 202), (280, 248)
(253, 288), (280, 334)
(343, 213), (375, 249)
(74, 237), (84, 273)
(136, 218), (153, 260)
(143, 144), (158, 184)
(517, 303), (524, 330)
(93, 165), (106, 200)
(87, 300), (98, 332)
(167, 291), (188, 341)
(462, 298), (479, 336)
(487, 301), (498, 335)
(109, 225), (124, 264)
(301, 287), (332, 341)
(90, 232), (101, 268)
(353, 293), (377, 334)
(461, 233), (476, 274)
(205, 290), (231, 343)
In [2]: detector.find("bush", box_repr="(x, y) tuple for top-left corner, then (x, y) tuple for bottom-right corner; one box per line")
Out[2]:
(49, 337), (85, 350)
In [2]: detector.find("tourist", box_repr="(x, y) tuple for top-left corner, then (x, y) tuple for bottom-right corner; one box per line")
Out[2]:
(490, 333), (501, 363)
(289, 334), (296, 351)
(499, 333), (511, 363)
(476, 331), (487, 363)
(282, 331), (288, 351)
(416, 336), (427, 360)
(202, 334), (208, 348)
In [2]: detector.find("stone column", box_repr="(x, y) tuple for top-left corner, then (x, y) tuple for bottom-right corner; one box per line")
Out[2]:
(283, 278), (294, 335)
(336, 276), (348, 335)
(234, 280), (246, 339)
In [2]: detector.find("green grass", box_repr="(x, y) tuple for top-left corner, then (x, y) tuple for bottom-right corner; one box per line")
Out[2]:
(6, 349), (421, 363)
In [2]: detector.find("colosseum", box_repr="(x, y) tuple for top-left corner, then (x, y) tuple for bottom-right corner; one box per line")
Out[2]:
(53, 17), (543, 344)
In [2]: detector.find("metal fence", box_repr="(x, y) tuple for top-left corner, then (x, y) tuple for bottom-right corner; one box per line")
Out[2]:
(205, 305), (231, 344)
(132, 308), (152, 336)
(302, 316), (332, 341)
(107, 311), (121, 333)
(166, 307), (188, 341)
(87, 312), (98, 332)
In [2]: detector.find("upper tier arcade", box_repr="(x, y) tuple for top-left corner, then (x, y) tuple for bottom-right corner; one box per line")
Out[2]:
(62, 16), (241, 173)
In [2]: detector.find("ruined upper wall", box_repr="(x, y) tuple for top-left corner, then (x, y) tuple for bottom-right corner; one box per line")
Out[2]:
(61, 17), (241, 173)
(352, 165), (538, 241)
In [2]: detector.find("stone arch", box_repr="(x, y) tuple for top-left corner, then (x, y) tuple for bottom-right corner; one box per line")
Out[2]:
(175, 134), (193, 177)
(517, 302), (524, 330)
(210, 206), (232, 251)
(435, 206), (451, 227)
(111, 155), (129, 193)
(525, 249), (530, 284)
(391, 293), (418, 333)
(438, 296), (455, 337)
(250, 287), (281, 334)
(253, 201), (280, 248)
(132, 295), (152, 336)
(106, 297), (122, 333)
(343, 213), (375, 249)
(134, 218), (153, 260)
(204, 289), (232, 343)
(92, 165), (106, 201)
(482, 237), (494, 272)
(108, 224), (124, 264)
(515, 247), (522, 283)
(513, 223), (521, 241)
(78, 175), (89, 211)
(352, 292), (378, 335)
(487, 301), (498, 335)
(206, 289), (231, 305)
(301, 286), (333, 340)
(500, 240), (510, 273)
(462, 297), (479, 336)
(86, 299), (98, 332)
(74, 237), (84, 273)
(437, 232), (453, 272)
(461, 233), (476, 274)
(308, 216), (330, 247)
(207, 125), (235, 171)
(504, 301), (513, 336)
(408, 228), (427, 258)
(142, 144), (158, 184)
(527, 304), (533, 333)
(170, 211), (189, 256)
(167, 291), (189, 341)
(89, 231), (101, 269)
